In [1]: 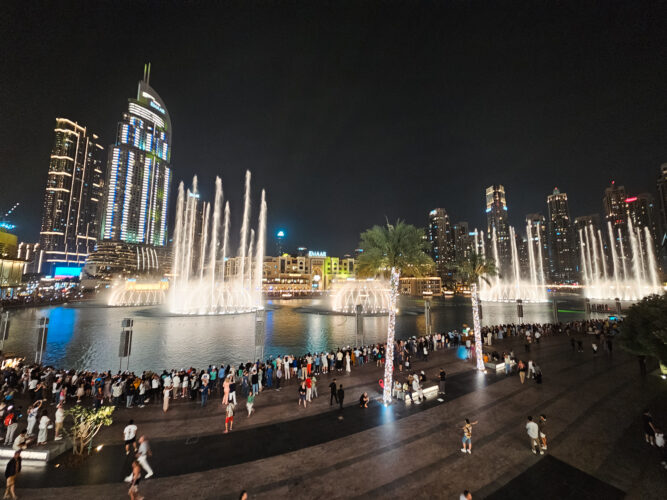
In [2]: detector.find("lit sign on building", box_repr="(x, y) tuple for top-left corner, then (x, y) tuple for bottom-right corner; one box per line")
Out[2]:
(277, 230), (285, 238)
(308, 251), (327, 257)
(149, 100), (165, 114)
(53, 266), (82, 279)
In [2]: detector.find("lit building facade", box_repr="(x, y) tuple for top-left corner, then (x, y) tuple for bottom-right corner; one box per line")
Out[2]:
(625, 193), (659, 254)
(603, 181), (627, 231)
(452, 221), (473, 263)
(101, 68), (171, 247)
(39, 118), (105, 273)
(546, 188), (575, 282)
(428, 208), (454, 282)
(485, 184), (510, 271)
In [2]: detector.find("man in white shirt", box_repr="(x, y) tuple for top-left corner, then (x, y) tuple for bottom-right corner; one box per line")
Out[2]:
(136, 435), (153, 478)
(123, 419), (138, 455)
(526, 416), (541, 454)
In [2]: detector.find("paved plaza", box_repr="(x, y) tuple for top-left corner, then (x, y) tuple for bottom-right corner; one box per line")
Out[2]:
(13, 334), (667, 499)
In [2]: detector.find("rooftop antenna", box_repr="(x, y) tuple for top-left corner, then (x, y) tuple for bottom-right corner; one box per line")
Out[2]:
(147, 62), (151, 85)
(143, 63), (147, 81)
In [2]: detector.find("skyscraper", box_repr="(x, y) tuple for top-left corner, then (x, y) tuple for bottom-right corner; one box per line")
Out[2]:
(625, 193), (658, 252)
(546, 188), (575, 283)
(39, 118), (104, 273)
(452, 221), (473, 263)
(603, 180), (627, 231)
(428, 208), (454, 282)
(101, 65), (172, 247)
(485, 184), (510, 271)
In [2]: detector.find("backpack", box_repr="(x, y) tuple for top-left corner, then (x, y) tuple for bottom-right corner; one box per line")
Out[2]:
(4, 413), (14, 427)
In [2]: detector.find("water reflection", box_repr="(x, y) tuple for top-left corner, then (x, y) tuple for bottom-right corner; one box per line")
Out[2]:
(2, 296), (604, 371)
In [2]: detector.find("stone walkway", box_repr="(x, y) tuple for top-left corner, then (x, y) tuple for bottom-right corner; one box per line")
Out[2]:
(16, 335), (667, 499)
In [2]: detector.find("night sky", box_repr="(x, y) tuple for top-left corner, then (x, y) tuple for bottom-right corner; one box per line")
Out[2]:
(2, 1), (666, 255)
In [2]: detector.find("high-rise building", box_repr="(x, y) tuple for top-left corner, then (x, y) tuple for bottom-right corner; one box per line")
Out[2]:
(428, 208), (454, 282)
(625, 193), (658, 250)
(485, 184), (510, 271)
(603, 181), (627, 231)
(101, 66), (172, 247)
(452, 221), (473, 263)
(546, 188), (575, 283)
(39, 118), (105, 274)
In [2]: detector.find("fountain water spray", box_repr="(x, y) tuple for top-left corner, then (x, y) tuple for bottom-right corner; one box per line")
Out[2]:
(580, 218), (660, 300)
(170, 173), (266, 314)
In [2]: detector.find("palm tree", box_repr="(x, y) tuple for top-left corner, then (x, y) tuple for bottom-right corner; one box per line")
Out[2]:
(357, 220), (433, 404)
(455, 253), (498, 371)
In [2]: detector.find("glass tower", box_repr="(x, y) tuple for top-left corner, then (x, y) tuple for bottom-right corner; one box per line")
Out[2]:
(102, 66), (172, 247)
(39, 118), (105, 272)
(485, 184), (510, 271)
(546, 187), (575, 283)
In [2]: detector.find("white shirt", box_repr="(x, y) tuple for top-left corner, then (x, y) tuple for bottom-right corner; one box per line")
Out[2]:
(123, 424), (138, 441)
(55, 408), (65, 423)
(526, 421), (539, 439)
(39, 415), (50, 429)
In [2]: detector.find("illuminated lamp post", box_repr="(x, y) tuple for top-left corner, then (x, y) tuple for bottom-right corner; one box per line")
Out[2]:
(383, 267), (400, 405)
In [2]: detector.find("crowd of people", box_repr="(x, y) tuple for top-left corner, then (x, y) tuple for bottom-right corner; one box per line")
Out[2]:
(3, 315), (661, 500)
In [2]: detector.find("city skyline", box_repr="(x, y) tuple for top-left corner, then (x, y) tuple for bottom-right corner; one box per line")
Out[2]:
(2, 2), (667, 256)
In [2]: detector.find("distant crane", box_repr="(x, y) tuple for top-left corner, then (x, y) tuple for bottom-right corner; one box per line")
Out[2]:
(0, 202), (19, 231)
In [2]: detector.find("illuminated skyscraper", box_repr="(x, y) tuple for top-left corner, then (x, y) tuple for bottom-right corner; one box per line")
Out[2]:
(625, 193), (658, 252)
(485, 184), (510, 271)
(428, 208), (454, 282)
(602, 181), (627, 231)
(39, 118), (105, 273)
(546, 188), (575, 282)
(101, 65), (172, 247)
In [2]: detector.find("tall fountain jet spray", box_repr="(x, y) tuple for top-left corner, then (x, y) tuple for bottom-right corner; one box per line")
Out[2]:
(170, 173), (267, 314)
(478, 224), (547, 302)
(580, 218), (660, 300)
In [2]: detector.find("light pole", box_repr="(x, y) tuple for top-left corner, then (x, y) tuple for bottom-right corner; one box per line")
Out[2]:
(0, 310), (9, 352)
(119, 318), (133, 372)
(35, 317), (49, 364)
(355, 304), (363, 347)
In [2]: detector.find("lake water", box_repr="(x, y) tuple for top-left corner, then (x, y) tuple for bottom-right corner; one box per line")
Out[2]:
(2, 295), (605, 371)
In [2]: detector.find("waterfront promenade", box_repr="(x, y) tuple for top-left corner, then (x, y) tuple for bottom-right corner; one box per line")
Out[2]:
(14, 334), (667, 499)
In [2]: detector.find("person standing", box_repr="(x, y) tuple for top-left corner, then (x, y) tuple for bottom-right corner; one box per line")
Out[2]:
(54, 403), (65, 441)
(526, 416), (542, 454)
(298, 382), (307, 408)
(538, 414), (547, 451)
(3, 409), (18, 447)
(37, 412), (51, 446)
(3, 451), (21, 500)
(246, 391), (255, 417)
(124, 420), (138, 455)
(305, 376), (312, 402)
(162, 381), (172, 413)
(224, 403), (235, 434)
(438, 369), (446, 395)
(459, 490), (472, 500)
(337, 384), (345, 410)
(643, 409), (658, 446)
(329, 379), (338, 406)
(518, 360), (527, 384)
(200, 380), (210, 408)
(461, 418), (477, 454)
(136, 435), (153, 479)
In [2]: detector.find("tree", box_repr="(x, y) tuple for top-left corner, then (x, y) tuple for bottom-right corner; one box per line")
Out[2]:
(67, 406), (115, 455)
(357, 220), (434, 404)
(455, 253), (498, 371)
(617, 294), (667, 368)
